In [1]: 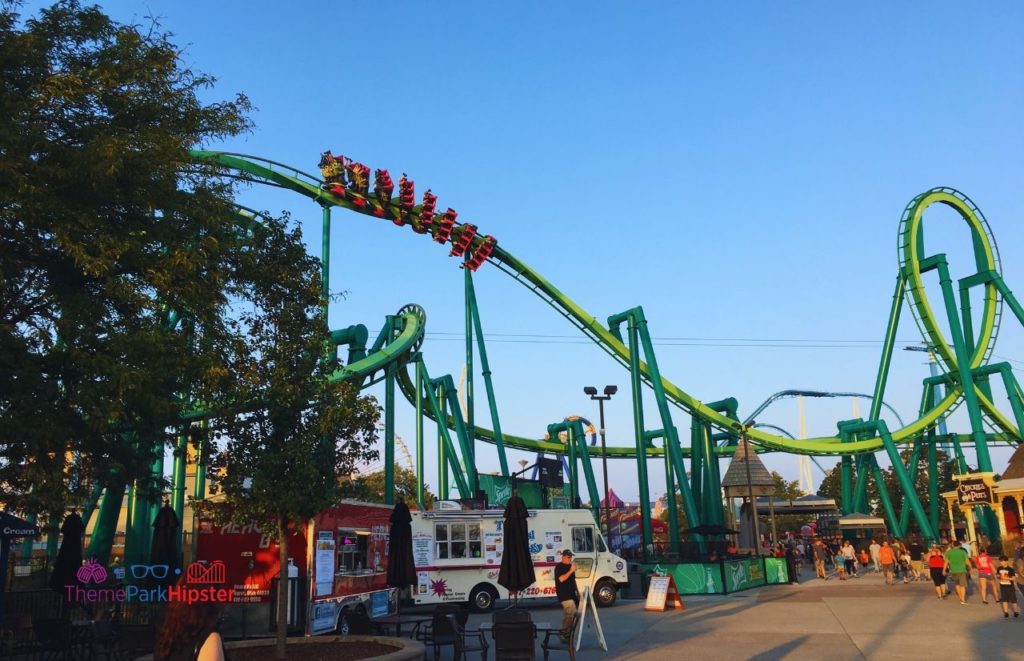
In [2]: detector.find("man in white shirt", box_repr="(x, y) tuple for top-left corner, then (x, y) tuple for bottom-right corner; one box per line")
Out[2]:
(869, 539), (881, 572)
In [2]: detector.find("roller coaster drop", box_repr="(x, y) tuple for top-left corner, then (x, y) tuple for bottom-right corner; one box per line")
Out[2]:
(81, 150), (1024, 564)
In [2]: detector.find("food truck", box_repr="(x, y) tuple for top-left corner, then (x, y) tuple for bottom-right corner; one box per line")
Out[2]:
(409, 503), (628, 612)
(195, 500), (397, 635)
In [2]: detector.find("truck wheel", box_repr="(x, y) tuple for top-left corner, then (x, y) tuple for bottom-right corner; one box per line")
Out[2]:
(336, 608), (350, 635)
(468, 584), (498, 613)
(594, 580), (618, 607)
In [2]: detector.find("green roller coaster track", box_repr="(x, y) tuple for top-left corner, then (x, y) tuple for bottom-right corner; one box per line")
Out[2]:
(76, 149), (1024, 565)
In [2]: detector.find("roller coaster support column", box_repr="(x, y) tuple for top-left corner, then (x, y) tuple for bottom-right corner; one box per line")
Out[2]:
(930, 256), (991, 470)
(464, 262), (475, 479)
(171, 428), (187, 554)
(702, 399), (737, 526)
(842, 419), (937, 542)
(690, 422), (703, 519)
(86, 476), (126, 565)
(320, 205), (331, 319)
(417, 363), (471, 498)
(928, 428), (940, 535)
(415, 353), (425, 508)
(466, 271), (509, 476)
(841, 456), (853, 515)
(609, 307), (702, 555)
(898, 436), (923, 535)
(547, 420), (600, 520)
(385, 360), (396, 505)
(611, 311), (653, 557)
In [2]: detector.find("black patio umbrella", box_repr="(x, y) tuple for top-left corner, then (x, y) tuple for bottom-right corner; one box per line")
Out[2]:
(682, 524), (740, 536)
(150, 502), (180, 586)
(49, 511), (84, 593)
(386, 498), (416, 591)
(497, 491), (535, 606)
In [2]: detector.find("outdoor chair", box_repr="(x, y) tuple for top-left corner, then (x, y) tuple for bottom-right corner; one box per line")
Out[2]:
(541, 611), (581, 661)
(447, 613), (489, 661)
(492, 621), (536, 661)
(419, 604), (468, 660)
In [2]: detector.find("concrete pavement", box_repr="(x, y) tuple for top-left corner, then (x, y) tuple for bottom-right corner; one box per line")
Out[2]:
(462, 567), (1024, 660)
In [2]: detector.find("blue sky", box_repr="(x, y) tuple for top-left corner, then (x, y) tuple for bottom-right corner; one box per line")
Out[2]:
(24, 1), (1024, 500)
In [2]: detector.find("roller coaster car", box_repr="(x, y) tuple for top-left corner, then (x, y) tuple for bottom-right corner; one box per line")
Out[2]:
(398, 174), (415, 208)
(433, 208), (457, 244)
(464, 235), (497, 271)
(319, 151), (348, 184)
(374, 169), (394, 204)
(415, 190), (437, 232)
(346, 162), (371, 195)
(449, 223), (478, 257)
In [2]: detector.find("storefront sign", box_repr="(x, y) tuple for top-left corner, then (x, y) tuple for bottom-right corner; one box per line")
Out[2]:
(957, 478), (994, 505)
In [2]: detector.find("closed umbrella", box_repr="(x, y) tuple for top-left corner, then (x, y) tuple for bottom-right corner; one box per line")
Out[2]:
(49, 511), (84, 593)
(497, 491), (535, 606)
(150, 502), (180, 586)
(387, 498), (416, 590)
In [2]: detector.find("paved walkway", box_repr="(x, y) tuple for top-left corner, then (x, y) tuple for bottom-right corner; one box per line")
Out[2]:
(465, 567), (1024, 660)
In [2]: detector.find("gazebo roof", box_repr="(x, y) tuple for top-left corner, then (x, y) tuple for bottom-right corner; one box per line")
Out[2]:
(721, 439), (775, 495)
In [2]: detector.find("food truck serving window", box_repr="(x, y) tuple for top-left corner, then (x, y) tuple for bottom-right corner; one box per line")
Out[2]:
(434, 522), (482, 559)
(338, 529), (370, 572)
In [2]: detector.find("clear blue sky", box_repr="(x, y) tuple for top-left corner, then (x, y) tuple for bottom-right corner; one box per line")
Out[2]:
(26, 1), (1024, 500)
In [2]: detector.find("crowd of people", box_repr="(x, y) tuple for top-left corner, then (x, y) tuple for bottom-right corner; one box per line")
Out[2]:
(779, 534), (1024, 620)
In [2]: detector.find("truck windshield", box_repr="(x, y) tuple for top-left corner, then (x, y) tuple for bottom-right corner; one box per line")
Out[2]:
(571, 526), (595, 554)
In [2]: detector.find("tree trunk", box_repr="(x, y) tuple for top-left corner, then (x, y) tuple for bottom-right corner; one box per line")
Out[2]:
(277, 515), (289, 660)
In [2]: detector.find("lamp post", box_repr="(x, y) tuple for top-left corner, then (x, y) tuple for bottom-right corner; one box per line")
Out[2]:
(732, 421), (759, 552)
(585, 385), (617, 544)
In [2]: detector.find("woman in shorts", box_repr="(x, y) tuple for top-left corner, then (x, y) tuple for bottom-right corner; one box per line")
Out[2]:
(974, 547), (998, 604)
(928, 545), (947, 598)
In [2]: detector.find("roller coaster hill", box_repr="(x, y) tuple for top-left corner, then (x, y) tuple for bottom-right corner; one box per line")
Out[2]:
(69, 148), (1024, 570)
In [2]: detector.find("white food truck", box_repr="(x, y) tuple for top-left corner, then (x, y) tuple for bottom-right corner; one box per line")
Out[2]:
(409, 503), (628, 612)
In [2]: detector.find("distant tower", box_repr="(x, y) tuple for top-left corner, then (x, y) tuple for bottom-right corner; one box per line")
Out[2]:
(798, 396), (815, 494)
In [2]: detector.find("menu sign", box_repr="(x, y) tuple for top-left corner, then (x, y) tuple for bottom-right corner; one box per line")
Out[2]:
(957, 478), (993, 505)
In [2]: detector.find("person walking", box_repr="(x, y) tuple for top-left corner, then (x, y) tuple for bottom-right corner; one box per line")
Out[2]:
(869, 538), (881, 573)
(879, 540), (896, 586)
(945, 540), (972, 605)
(975, 547), (999, 605)
(813, 539), (829, 580)
(554, 550), (578, 642)
(841, 540), (857, 578)
(928, 545), (948, 599)
(908, 537), (925, 582)
(995, 556), (1020, 619)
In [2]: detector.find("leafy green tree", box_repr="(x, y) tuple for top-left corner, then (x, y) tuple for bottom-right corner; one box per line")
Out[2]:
(817, 450), (959, 529)
(344, 466), (436, 508)
(204, 215), (381, 658)
(0, 0), (255, 520)
(766, 471), (810, 535)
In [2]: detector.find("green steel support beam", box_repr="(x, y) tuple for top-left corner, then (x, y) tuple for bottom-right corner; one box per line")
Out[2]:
(620, 316), (653, 557)
(415, 353), (425, 509)
(86, 478), (126, 565)
(690, 421), (704, 518)
(868, 277), (906, 421)
(932, 256), (991, 471)
(840, 456), (853, 515)
(868, 454), (904, 538)
(928, 429), (940, 535)
(898, 435), (923, 534)
(465, 260), (475, 486)
(320, 205), (331, 320)
(467, 273), (509, 477)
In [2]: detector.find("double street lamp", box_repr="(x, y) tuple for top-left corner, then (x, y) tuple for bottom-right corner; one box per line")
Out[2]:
(584, 385), (617, 544)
